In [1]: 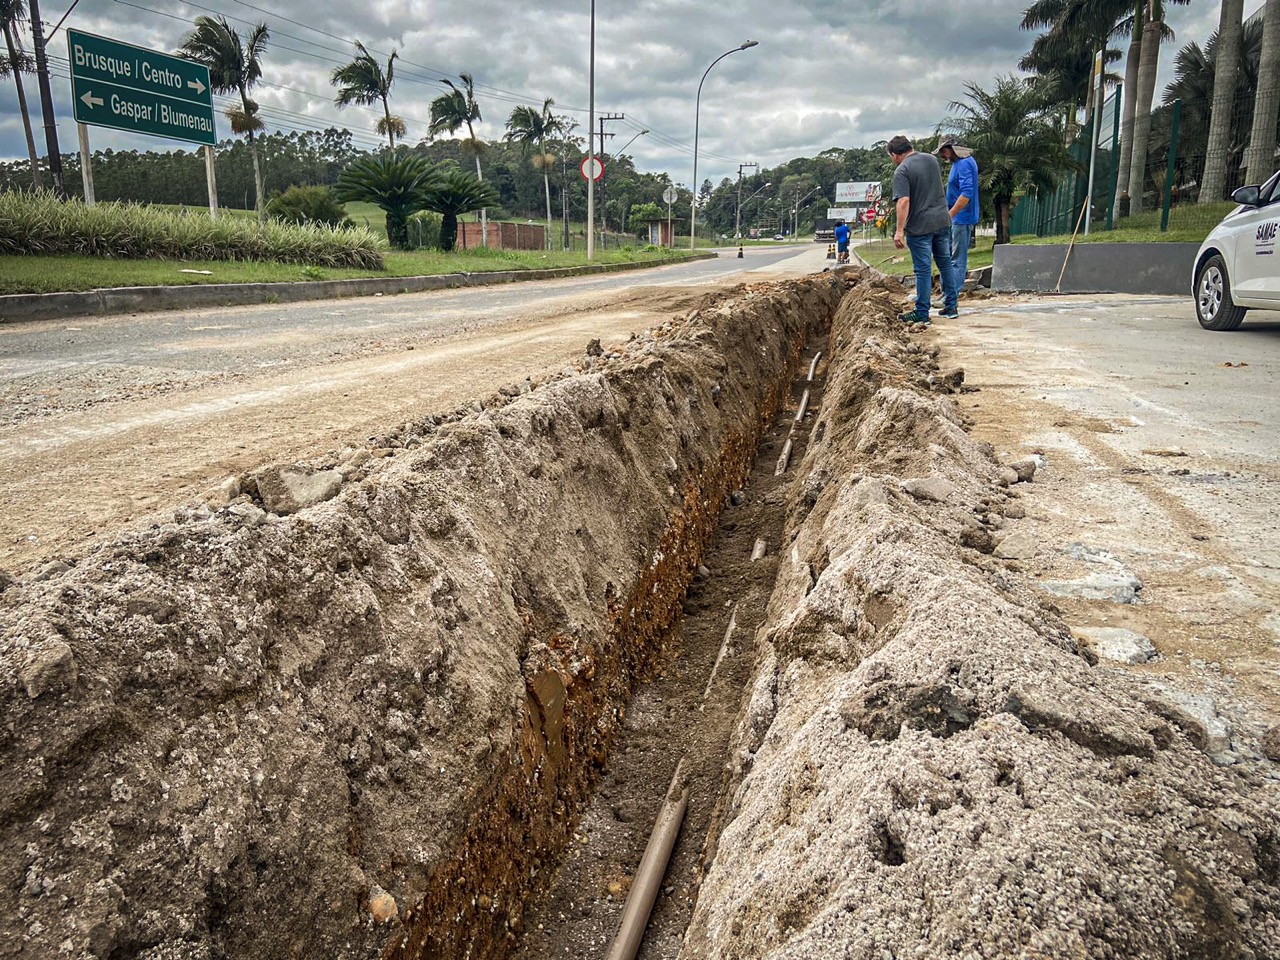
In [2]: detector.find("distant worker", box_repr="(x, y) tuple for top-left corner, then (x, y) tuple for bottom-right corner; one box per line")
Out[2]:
(935, 136), (979, 296)
(889, 134), (958, 325)
(834, 220), (850, 263)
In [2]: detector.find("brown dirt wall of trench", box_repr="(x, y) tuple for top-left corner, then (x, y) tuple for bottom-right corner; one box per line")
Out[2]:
(679, 276), (1280, 959)
(0, 276), (846, 960)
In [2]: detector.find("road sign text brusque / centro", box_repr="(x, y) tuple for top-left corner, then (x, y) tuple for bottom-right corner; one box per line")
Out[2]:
(67, 29), (216, 146)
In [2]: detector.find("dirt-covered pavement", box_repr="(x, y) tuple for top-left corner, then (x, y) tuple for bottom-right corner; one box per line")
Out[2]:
(0, 246), (826, 575)
(931, 293), (1280, 760)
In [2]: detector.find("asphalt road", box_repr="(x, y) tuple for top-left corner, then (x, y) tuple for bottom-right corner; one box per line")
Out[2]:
(0, 243), (830, 571)
(0, 245), (818, 380)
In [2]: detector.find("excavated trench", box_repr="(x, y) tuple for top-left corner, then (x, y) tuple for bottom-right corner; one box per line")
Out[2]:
(2, 269), (1278, 960)
(0, 274), (844, 960)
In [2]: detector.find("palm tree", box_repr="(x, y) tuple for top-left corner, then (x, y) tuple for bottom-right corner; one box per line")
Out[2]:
(945, 76), (1077, 243)
(331, 41), (404, 150)
(1165, 17), (1263, 197)
(177, 15), (270, 222)
(1244, 0), (1280, 185)
(430, 73), (489, 246)
(423, 167), (499, 252)
(1200, 0), (1245, 202)
(333, 152), (438, 249)
(1021, 0), (1188, 214)
(1126, 1), (1184, 214)
(0, 0), (40, 188)
(505, 98), (565, 250)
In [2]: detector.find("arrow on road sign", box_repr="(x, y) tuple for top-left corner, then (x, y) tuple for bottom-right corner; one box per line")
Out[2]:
(80, 90), (104, 109)
(187, 79), (205, 95)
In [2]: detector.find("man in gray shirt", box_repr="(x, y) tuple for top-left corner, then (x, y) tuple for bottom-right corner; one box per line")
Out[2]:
(890, 135), (959, 324)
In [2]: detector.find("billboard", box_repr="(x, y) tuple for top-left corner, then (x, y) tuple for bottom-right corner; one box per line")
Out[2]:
(827, 208), (859, 221)
(835, 182), (882, 204)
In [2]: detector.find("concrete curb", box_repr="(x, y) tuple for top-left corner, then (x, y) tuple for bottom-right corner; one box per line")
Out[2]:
(993, 241), (1197, 295)
(0, 252), (719, 325)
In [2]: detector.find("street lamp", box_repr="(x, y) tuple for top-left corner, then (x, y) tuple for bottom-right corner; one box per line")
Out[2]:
(690, 40), (759, 250)
(736, 181), (771, 242)
(791, 186), (821, 237)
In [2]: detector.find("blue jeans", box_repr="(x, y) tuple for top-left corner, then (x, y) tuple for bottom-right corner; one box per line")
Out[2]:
(905, 229), (957, 317)
(951, 221), (974, 292)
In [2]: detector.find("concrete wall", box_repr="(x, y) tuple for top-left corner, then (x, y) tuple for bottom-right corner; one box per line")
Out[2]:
(993, 242), (1198, 295)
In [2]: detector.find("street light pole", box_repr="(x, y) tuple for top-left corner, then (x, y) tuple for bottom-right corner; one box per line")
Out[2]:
(734, 162), (757, 243)
(737, 180), (772, 237)
(791, 186), (820, 238)
(690, 40), (758, 250)
(603, 128), (646, 237)
(587, 0), (596, 260)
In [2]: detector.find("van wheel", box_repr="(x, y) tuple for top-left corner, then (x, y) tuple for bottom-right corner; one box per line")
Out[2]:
(1195, 255), (1246, 331)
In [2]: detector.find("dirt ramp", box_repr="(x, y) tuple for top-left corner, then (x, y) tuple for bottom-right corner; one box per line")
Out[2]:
(0, 277), (844, 960)
(681, 283), (1280, 958)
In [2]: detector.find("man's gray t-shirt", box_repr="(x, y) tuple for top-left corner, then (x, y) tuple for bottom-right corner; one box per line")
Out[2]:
(892, 152), (951, 235)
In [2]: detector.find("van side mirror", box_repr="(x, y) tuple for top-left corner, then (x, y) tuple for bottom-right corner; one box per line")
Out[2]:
(1232, 185), (1262, 206)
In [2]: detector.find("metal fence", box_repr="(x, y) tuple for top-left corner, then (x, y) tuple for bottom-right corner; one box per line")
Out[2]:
(1010, 89), (1122, 238)
(1011, 88), (1279, 240)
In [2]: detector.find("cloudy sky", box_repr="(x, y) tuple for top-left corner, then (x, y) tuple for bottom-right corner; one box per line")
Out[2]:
(0, 0), (1258, 189)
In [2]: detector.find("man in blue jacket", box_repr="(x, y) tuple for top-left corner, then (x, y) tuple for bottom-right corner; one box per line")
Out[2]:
(935, 137), (979, 298)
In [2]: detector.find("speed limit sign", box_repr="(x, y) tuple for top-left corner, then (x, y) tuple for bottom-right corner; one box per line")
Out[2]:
(580, 156), (604, 181)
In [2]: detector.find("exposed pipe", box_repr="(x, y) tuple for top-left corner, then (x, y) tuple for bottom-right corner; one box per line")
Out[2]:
(700, 602), (739, 704)
(794, 389), (810, 423)
(774, 437), (792, 476)
(750, 538), (767, 561)
(604, 760), (690, 960)
(807, 351), (822, 382)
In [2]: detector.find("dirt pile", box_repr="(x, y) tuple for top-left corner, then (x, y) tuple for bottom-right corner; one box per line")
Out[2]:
(680, 280), (1280, 959)
(0, 277), (843, 960)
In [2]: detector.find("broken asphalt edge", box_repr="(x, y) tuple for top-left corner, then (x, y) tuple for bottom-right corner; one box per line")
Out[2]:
(0, 252), (720, 325)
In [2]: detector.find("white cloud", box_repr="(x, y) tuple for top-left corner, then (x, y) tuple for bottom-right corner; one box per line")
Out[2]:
(0, 0), (1257, 185)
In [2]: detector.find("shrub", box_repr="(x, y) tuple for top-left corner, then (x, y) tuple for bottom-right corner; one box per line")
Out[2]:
(266, 185), (350, 227)
(333, 153), (438, 249)
(0, 191), (384, 269)
(407, 210), (443, 249)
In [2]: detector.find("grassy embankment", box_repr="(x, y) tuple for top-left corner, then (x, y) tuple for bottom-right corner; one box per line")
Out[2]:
(855, 202), (1229, 277)
(0, 196), (700, 295)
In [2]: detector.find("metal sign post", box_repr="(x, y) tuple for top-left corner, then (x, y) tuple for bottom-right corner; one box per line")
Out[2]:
(662, 185), (676, 248)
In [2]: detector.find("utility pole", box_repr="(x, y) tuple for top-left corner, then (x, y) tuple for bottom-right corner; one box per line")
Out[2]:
(734, 162), (757, 246)
(29, 0), (66, 197)
(596, 113), (624, 242)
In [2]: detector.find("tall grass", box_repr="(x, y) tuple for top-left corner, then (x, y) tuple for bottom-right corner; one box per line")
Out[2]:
(0, 191), (385, 269)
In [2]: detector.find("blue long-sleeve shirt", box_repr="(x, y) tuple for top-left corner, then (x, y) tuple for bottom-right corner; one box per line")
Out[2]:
(947, 156), (979, 225)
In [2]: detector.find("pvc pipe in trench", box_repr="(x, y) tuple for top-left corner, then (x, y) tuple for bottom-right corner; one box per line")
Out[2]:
(604, 760), (690, 960)
(807, 352), (822, 382)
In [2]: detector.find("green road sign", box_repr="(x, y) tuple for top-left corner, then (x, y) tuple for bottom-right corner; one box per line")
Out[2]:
(67, 29), (216, 146)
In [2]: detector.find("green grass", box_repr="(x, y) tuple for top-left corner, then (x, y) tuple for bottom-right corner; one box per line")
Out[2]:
(1011, 201), (1234, 245)
(3, 192), (383, 268)
(0, 245), (703, 295)
(856, 235), (995, 277)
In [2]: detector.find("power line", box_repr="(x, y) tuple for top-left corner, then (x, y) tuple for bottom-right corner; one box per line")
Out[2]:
(80, 0), (741, 171)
